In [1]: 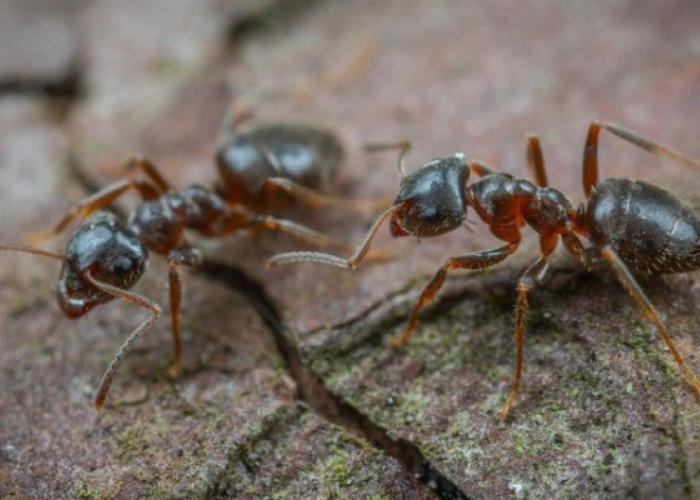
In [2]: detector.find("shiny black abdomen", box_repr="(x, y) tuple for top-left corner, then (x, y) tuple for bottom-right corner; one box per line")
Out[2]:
(587, 179), (700, 273)
(216, 123), (344, 204)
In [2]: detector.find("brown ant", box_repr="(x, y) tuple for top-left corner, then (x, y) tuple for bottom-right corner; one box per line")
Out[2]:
(268, 122), (700, 419)
(0, 105), (379, 410)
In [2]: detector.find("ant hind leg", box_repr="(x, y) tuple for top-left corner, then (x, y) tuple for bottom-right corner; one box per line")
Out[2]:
(582, 121), (700, 198)
(599, 245), (700, 398)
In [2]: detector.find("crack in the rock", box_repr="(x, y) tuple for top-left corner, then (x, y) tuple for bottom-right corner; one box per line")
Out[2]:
(199, 260), (473, 500)
(0, 62), (85, 113)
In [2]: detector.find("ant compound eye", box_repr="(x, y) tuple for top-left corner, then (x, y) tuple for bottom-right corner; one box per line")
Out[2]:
(112, 256), (134, 276)
(421, 206), (439, 222)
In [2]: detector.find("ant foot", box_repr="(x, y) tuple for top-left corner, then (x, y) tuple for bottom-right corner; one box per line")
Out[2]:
(388, 329), (411, 347)
(164, 362), (182, 380)
(497, 393), (517, 421)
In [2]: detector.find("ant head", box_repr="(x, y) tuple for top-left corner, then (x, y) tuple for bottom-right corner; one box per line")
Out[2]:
(390, 153), (470, 238)
(58, 212), (147, 318)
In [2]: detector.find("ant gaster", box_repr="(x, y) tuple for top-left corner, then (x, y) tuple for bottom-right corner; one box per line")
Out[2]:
(0, 103), (379, 409)
(269, 122), (700, 419)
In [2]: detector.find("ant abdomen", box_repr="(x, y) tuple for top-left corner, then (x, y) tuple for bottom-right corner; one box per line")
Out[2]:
(59, 212), (147, 318)
(587, 178), (700, 273)
(216, 123), (344, 206)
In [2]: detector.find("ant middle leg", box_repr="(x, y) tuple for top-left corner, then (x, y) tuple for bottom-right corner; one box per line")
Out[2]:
(599, 245), (700, 398)
(498, 235), (556, 420)
(583, 121), (700, 197)
(164, 246), (202, 379)
(390, 242), (519, 347)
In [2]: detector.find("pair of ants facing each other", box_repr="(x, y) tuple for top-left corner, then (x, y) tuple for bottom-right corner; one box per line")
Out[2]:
(4, 112), (700, 420)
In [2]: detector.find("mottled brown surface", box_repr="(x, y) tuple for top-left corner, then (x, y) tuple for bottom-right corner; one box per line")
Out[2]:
(2, 0), (700, 499)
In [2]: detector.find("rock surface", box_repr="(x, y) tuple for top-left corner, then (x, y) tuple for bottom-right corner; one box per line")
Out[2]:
(2, 1), (700, 499)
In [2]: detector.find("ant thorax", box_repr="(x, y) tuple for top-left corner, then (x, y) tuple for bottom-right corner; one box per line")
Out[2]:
(467, 173), (575, 236)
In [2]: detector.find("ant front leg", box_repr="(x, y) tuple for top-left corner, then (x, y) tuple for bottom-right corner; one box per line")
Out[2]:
(391, 242), (519, 347)
(599, 245), (700, 398)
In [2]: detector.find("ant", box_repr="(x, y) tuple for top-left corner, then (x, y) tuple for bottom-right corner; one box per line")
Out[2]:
(0, 103), (380, 410)
(268, 121), (700, 419)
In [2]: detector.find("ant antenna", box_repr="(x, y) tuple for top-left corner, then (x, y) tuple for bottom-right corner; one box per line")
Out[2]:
(267, 205), (398, 269)
(365, 140), (412, 178)
(0, 244), (65, 261)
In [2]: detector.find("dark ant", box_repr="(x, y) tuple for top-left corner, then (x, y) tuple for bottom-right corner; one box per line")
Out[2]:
(268, 121), (700, 419)
(0, 104), (379, 410)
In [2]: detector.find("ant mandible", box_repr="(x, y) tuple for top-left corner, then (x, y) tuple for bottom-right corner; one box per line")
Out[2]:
(0, 103), (378, 410)
(268, 121), (700, 419)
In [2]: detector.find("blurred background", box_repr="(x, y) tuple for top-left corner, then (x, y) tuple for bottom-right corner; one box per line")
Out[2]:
(2, 1), (700, 498)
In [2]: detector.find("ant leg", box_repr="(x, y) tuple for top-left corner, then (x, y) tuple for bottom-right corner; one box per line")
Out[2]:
(562, 232), (593, 270)
(599, 245), (700, 398)
(583, 121), (700, 198)
(125, 157), (174, 193)
(526, 134), (548, 187)
(261, 177), (390, 214)
(164, 247), (202, 379)
(28, 179), (161, 242)
(0, 244), (64, 261)
(267, 205), (397, 269)
(164, 265), (183, 379)
(498, 254), (551, 420)
(469, 160), (497, 177)
(601, 122), (700, 171)
(243, 216), (356, 251)
(85, 273), (162, 410)
(390, 242), (519, 347)
(217, 101), (254, 145)
(365, 141), (412, 178)
(583, 122), (603, 197)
